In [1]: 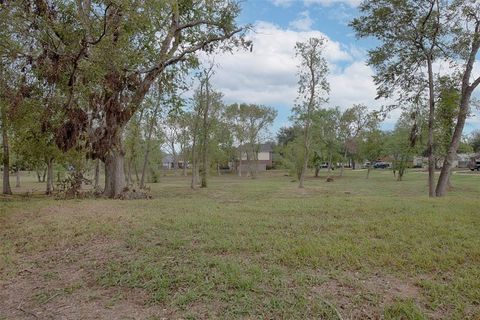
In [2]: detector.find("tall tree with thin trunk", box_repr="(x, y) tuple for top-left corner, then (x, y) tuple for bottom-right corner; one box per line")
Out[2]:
(436, 0), (480, 196)
(351, 0), (443, 197)
(293, 37), (330, 189)
(225, 103), (249, 177)
(140, 97), (161, 189)
(200, 67), (214, 188)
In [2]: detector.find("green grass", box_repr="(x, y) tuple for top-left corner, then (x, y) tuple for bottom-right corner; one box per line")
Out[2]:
(1, 169), (479, 319)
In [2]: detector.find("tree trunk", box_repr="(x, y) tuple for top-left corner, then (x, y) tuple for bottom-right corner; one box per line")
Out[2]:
(183, 155), (187, 177)
(299, 123), (310, 188)
(426, 57), (436, 197)
(397, 156), (405, 181)
(436, 90), (473, 196)
(2, 112), (12, 195)
(191, 141), (198, 189)
(238, 149), (242, 177)
(140, 109), (157, 188)
(366, 165), (371, 179)
(134, 163), (140, 183)
(340, 149), (347, 177)
(328, 152), (333, 171)
(15, 169), (20, 188)
(126, 159), (132, 186)
(103, 148), (126, 198)
(140, 148), (150, 188)
(36, 169), (42, 183)
(200, 127), (209, 188)
(251, 146), (258, 179)
(42, 167), (47, 182)
(173, 157), (179, 176)
(447, 167), (453, 190)
(46, 158), (54, 195)
(94, 159), (100, 189)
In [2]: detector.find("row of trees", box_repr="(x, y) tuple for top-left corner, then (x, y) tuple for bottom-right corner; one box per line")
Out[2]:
(287, 0), (480, 197)
(277, 102), (476, 184)
(1, 56), (278, 196)
(0, 0), (250, 198)
(351, 0), (480, 197)
(1, 0), (479, 198)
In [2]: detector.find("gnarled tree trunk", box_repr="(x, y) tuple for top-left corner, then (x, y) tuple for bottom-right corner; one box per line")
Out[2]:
(103, 148), (126, 198)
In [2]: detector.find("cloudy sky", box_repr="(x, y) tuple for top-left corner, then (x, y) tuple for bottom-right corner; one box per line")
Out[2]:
(205, 0), (479, 135)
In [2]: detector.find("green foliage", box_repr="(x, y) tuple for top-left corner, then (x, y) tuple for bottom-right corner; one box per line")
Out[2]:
(225, 102), (277, 177)
(359, 127), (386, 163)
(311, 107), (341, 166)
(279, 137), (305, 179)
(292, 37), (330, 126)
(385, 112), (421, 180)
(470, 130), (480, 153)
(434, 77), (460, 158)
(1, 0), (247, 191)
(351, 0), (443, 101)
(276, 126), (299, 147)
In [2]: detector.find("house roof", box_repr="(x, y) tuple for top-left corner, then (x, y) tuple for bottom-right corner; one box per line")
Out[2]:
(259, 142), (275, 152)
(238, 142), (275, 153)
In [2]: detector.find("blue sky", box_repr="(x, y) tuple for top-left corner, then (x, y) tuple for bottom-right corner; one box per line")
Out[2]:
(206, 0), (480, 137)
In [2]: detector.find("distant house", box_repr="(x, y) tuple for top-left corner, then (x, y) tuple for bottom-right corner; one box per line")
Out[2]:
(456, 153), (475, 168)
(412, 153), (477, 169)
(235, 143), (275, 173)
(162, 154), (188, 170)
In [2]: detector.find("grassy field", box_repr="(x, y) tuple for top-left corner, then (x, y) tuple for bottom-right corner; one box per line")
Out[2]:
(1, 169), (479, 319)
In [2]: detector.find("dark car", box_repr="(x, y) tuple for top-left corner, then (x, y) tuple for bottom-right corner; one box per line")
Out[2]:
(373, 162), (390, 169)
(469, 160), (480, 171)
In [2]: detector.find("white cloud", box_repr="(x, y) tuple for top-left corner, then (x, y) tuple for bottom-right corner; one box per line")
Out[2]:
(270, 0), (361, 7)
(199, 20), (386, 124)
(328, 61), (380, 109)
(200, 17), (479, 133)
(270, 0), (295, 7)
(304, 0), (361, 7)
(289, 11), (314, 31)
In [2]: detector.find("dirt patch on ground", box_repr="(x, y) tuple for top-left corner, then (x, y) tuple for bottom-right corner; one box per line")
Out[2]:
(0, 238), (174, 320)
(311, 271), (425, 320)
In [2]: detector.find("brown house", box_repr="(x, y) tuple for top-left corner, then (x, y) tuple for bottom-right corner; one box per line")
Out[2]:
(235, 143), (274, 173)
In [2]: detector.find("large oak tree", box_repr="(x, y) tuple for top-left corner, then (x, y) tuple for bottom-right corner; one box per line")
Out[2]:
(3, 0), (247, 198)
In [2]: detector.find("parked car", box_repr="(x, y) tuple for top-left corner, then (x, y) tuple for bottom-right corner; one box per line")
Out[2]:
(373, 162), (390, 169)
(362, 161), (371, 169)
(469, 160), (480, 171)
(319, 162), (329, 168)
